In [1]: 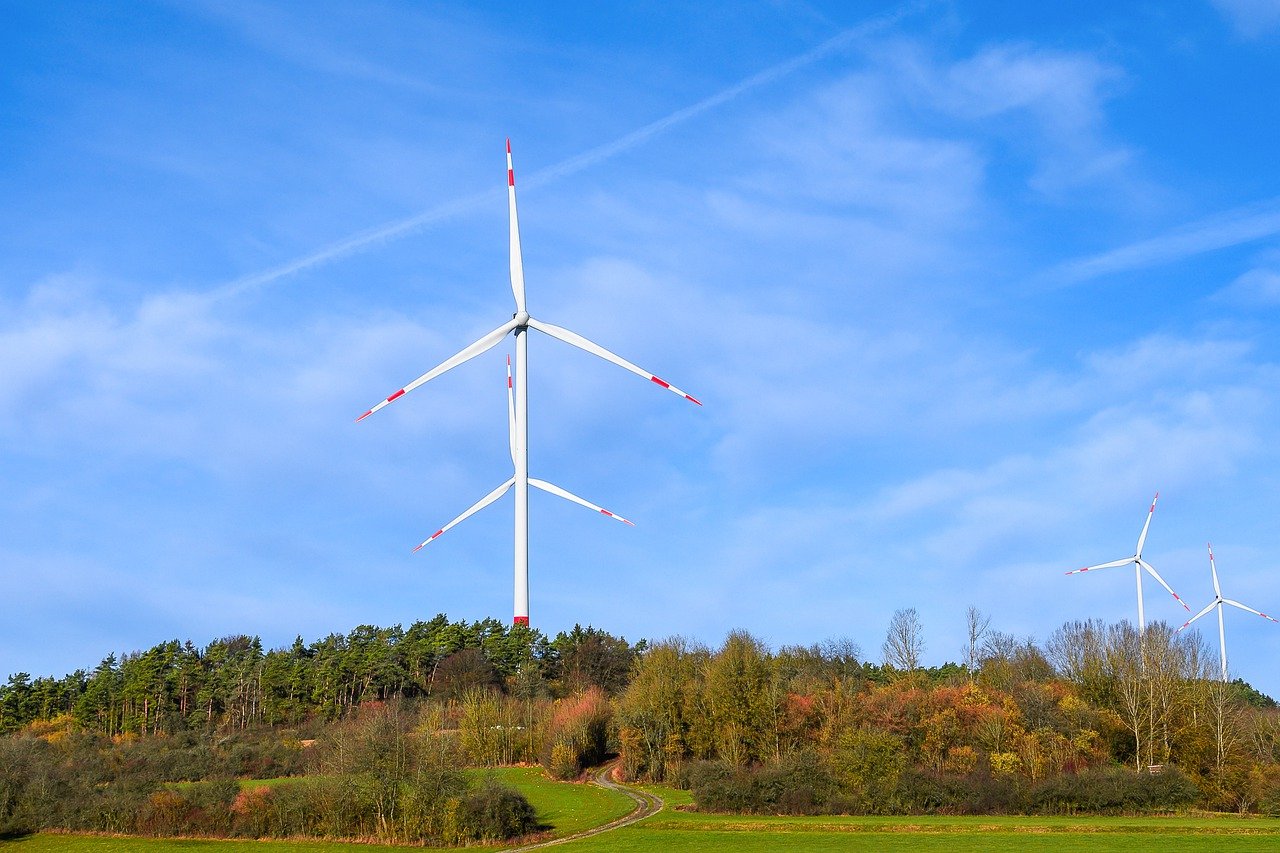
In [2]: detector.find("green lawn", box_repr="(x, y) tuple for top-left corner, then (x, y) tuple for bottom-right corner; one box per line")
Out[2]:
(476, 766), (635, 838)
(552, 787), (1280, 853)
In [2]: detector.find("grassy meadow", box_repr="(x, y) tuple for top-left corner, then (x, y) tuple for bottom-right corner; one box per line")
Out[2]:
(7, 776), (1280, 853)
(557, 785), (1280, 852)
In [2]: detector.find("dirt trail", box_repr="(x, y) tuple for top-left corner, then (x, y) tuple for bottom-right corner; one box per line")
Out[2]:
(506, 762), (663, 851)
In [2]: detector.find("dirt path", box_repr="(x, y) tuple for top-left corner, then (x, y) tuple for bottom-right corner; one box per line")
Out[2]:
(507, 762), (663, 851)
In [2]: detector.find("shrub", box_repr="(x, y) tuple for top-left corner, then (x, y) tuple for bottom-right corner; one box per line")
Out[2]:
(688, 754), (836, 815)
(829, 729), (906, 814)
(895, 769), (1023, 815)
(1029, 766), (1199, 814)
(453, 777), (538, 842)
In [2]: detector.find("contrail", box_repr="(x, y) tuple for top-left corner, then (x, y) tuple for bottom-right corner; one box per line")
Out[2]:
(211, 1), (924, 302)
(1046, 196), (1280, 286)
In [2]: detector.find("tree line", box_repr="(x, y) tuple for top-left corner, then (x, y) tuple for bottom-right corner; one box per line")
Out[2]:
(4, 607), (1280, 831)
(0, 616), (639, 737)
(613, 613), (1279, 815)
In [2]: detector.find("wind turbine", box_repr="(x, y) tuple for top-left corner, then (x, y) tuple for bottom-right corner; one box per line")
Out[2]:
(1177, 543), (1277, 682)
(358, 140), (700, 625)
(409, 354), (635, 551)
(1065, 493), (1190, 631)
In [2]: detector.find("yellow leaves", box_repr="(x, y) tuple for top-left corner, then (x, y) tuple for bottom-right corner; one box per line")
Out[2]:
(989, 751), (1022, 776)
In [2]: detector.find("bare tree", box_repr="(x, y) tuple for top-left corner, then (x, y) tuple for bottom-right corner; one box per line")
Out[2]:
(882, 608), (924, 673)
(820, 636), (863, 682)
(963, 606), (991, 678)
(1046, 618), (1110, 702)
(1103, 621), (1147, 770)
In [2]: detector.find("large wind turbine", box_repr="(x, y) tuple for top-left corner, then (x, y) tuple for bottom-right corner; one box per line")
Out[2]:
(1066, 493), (1190, 631)
(1177, 543), (1277, 682)
(409, 355), (635, 551)
(358, 140), (700, 625)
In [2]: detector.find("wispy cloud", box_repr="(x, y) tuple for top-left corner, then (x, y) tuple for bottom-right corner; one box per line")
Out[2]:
(1212, 0), (1280, 38)
(210, 1), (928, 301)
(1043, 197), (1280, 285)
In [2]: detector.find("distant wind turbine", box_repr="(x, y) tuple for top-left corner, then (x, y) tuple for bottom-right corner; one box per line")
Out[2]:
(1177, 543), (1278, 682)
(1066, 493), (1190, 631)
(358, 141), (700, 625)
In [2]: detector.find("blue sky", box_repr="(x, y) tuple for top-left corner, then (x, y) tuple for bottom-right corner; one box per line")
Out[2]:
(5, 0), (1280, 697)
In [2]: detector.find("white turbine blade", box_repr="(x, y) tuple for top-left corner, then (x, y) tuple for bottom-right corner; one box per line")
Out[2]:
(1134, 492), (1159, 557)
(1207, 542), (1223, 597)
(507, 354), (516, 464)
(1177, 600), (1219, 632)
(1065, 557), (1133, 575)
(357, 318), (519, 421)
(1138, 558), (1191, 611)
(412, 477), (515, 552)
(529, 477), (635, 526)
(506, 139), (526, 314)
(526, 316), (702, 406)
(1222, 599), (1280, 623)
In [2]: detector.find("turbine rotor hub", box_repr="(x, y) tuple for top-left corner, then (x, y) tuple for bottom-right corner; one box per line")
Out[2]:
(515, 310), (530, 327)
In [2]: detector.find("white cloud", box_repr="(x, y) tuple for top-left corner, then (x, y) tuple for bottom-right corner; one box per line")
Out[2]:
(1048, 200), (1280, 285)
(1216, 264), (1280, 305)
(1212, 0), (1280, 37)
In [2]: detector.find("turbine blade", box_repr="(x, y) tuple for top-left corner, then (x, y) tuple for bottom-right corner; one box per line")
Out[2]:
(1138, 558), (1191, 611)
(1066, 557), (1133, 575)
(527, 316), (702, 405)
(1177, 601), (1219, 632)
(507, 139), (526, 314)
(529, 477), (635, 526)
(1135, 492), (1158, 557)
(357, 318), (519, 421)
(1208, 542), (1223, 598)
(412, 478), (516, 551)
(1222, 599), (1280, 623)
(507, 354), (516, 465)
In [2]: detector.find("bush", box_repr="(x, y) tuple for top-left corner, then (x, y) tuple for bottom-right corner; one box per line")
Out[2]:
(688, 760), (756, 813)
(453, 777), (538, 842)
(688, 754), (835, 815)
(1029, 766), (1198, 814)
(755, 752), (835, 815)
(895, 769), (1023, 815)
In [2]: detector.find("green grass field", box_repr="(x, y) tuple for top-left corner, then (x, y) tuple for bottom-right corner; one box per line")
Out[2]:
(0, 767), (635, 852)
(546, 785), (1280, 852)
(480, 766), (635, 837)
(6, 775), (1280, 852)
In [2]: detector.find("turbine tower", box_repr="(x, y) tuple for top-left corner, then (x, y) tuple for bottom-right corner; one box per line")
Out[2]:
(1066, 493), (1190, 631)
(1177, 543), (1277, 682)
(358, 140), (700, 625)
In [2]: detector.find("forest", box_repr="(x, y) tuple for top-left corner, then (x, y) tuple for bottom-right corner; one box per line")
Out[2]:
(2, 609), (1280, 844)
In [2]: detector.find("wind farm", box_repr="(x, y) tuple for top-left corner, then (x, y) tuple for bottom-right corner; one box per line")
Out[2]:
(8, 1), (1280, 847)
